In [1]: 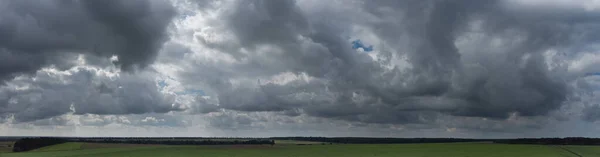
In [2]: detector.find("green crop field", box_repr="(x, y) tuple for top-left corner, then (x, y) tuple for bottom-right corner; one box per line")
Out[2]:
(1, 142), (600, 157)
(30, 143), (83, 152)
(0, 142), (13, 153)
(564, 145), (600, 156)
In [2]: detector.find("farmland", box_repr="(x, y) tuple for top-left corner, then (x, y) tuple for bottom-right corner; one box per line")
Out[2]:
(2, 142), (600, 157)
(0, 141), (13, 153)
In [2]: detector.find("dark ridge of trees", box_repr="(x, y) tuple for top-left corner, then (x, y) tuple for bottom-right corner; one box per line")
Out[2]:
(269, 137), (492, 144)
(270, 137), (600, 145)
(9, 136), (600, 150)
(12, 137), (67, 152)
(68, 138), (275, 146)
(63, 137), (268, 140)
(11, 137), (274, 152)
(494, 137), (600, 145)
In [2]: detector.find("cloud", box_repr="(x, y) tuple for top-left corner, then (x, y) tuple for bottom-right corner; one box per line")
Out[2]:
(0, 57), (181, 122)
(169, 0), (599, 127)
(0, 0), (175, 81)
(3, 0), (600, 137)
(582, 105), (600, 122)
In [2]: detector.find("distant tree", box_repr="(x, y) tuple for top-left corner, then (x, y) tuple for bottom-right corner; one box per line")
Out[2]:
(12, 137), (67, 152)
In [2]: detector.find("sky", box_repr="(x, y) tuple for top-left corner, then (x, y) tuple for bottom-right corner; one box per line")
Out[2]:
(1, 0), (600, 138)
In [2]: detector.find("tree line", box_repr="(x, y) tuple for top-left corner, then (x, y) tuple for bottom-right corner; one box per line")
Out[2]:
(12, 137), (67, 152)
(272, 137), (600, 145)
(12, 137), (275, 152)
(71, 138), (275, 146)
(270, 137), (489, 144)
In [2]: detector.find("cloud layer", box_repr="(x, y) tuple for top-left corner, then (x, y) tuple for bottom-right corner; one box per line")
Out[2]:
(2, 0), (600, 137)
(0, 0), (174, 81)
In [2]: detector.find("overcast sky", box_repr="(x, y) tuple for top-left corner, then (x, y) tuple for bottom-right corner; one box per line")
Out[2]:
(1, 0), (600, 138)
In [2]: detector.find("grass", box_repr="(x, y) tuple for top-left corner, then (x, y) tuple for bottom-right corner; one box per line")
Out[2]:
(564, 145), (600, 156)
(31, 143), (83, 152)
(1, 142), (599, 157)
(0, 142), (13, 153)
(80, 143), (159, 150)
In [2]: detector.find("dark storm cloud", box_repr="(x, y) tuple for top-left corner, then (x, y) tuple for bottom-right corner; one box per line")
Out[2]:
(0, 0), (175, 81)
(179, 0), (600, 127)
(360, 0), (573, 119)
(582, 105), (600, 122)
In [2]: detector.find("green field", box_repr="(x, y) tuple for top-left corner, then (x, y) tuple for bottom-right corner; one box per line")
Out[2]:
(31, 143), (83, 152)
(0, 142), (13, 153)
(564, 145), (600, 156)
(1, 142), (600, 157)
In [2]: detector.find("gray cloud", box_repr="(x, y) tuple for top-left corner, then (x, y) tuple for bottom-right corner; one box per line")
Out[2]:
(582, 105), (600, 122)
(2, 0), (600, 136)
(0, 0), (174, 81)
(173, 0), (600, 128)
(0, 61), (180, 122)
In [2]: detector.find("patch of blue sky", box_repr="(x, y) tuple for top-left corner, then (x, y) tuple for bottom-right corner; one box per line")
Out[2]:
(351, 39), (373, 52)
(585, 72), (600, 76)
(158, 80), (168, 89)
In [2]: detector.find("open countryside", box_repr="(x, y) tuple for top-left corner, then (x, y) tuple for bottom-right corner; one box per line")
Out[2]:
(3, 0), (600, 157)
(2, 137), (600, 157)
(1, 142), (600, 157)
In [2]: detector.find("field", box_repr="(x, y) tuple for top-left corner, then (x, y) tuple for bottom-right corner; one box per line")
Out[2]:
(0, 141), (13, 153)
(1, 142), (600, 157)
(31, 143), (83, 152)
